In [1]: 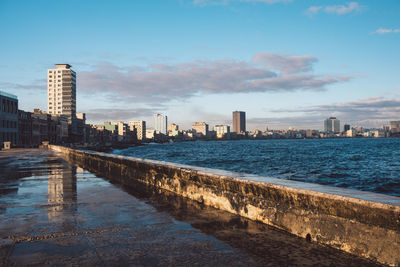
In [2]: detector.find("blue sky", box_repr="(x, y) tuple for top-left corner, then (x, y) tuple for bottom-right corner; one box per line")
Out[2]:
(0, 0), (399, 130)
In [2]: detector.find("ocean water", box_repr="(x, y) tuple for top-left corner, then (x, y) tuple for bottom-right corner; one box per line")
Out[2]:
(113, 138), (400, 197)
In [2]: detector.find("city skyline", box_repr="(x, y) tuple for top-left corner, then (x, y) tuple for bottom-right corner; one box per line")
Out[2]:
(1, 0), (399, 130)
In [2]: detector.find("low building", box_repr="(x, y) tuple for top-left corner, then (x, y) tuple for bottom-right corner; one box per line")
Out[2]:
(214, 125), (230, 139)
(346, 129), (356, 137)
(390, 121), (400, 135)
(146, 129), (155, 140)
(0, 91), (18, 147)
(168, 123), (179, 132)
(18, 110), (32, 147)
(192, 122), (209, 137)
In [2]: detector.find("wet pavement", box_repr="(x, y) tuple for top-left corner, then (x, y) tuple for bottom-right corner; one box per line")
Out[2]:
(0, 149), (380, 266)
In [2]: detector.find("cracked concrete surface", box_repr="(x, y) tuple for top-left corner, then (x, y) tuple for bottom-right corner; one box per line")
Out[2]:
(0, 149), (380, 266)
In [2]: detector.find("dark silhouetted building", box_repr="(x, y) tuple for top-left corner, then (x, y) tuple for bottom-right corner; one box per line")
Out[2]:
(0, 91), (18, 146)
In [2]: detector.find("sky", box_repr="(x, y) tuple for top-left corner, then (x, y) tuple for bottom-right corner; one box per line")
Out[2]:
(0, 0), (399, 130)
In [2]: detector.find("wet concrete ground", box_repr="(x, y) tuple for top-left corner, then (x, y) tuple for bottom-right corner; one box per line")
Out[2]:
(0, 149), (381, 266)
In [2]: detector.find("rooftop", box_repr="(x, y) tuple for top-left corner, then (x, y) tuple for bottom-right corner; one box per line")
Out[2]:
(0, 90), (18, 99)
(55, 64), (72, 69)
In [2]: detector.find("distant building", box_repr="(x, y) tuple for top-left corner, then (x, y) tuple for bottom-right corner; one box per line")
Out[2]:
(232, 111), (246, 134)
(146, 129), (155, 140)
(104, 121), (117, 134)
(344, 124), (350, 132)
(346, 129), (356, 137)
(47, 64), (76, 120)
(18, 110), (33, 146)
(153, 114), (167, 135)
(214, 125), (230, 139)
(114, 121), (130, 142)
(129, 120), (146, 140)
(0, 91), (18, 146)
(128, 120), (146, 140)
(168, 123), (179, 132)
(192, 122), (209, 137)
(306, 129), (313, 138)
(390, 121), (400, 134)
(324, 117), (340, 134)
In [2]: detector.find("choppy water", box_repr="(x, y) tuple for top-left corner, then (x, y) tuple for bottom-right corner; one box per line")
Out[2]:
(113, 138), (400, 197)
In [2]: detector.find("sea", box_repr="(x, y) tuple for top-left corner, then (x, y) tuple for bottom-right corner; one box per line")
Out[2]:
(112, 138), (400, 197)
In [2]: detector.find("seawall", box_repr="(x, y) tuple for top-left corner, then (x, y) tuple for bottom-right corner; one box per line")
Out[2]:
(49, 145), (400, 266)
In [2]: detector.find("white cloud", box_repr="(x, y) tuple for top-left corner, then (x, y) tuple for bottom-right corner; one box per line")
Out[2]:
(77, 53), (352, 105)
(372, 28), (400, 35)
(252, 53), (317, 74)
(306, 2), (363, 16)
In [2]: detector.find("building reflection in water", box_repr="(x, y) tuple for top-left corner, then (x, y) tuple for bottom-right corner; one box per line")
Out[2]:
(47, 164), (77, 223)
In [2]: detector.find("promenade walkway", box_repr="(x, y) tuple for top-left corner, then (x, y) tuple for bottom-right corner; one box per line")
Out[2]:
(0, 149), (378, 266)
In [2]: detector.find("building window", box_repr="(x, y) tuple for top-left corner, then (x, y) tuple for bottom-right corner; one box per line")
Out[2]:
(49, 75), (53, 78)
(49, 80), (52, 82)
(58, 70), (61, 73)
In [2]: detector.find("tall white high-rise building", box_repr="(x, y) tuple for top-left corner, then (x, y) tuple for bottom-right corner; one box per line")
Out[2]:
(153, 114), (167, 134)
(324, 117), (340, 133)
(47, 64), (76, 119)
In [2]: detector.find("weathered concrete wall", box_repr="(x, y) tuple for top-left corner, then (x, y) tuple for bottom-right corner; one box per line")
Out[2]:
(49, 145), (400, 266)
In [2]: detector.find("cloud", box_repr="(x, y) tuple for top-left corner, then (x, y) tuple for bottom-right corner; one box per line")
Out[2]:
(264, 96), (400, 129)
(0, 80), (46, 90)
(78, 52), (352, 105)
(372, 28), (400, 35)
(252, 52), (317, 74)
(306, 2), (363, 16)
(305, 6), (322, 16)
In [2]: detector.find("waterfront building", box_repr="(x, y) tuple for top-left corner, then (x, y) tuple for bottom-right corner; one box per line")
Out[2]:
(324, 117), (340, 133)
(104, 121), (117, 134)
(0, 91), (18, 147)
(370, 130), (385, 138)
(232, 111), (246, 134)
(167, 123), (180, 137)
(346, 129), (356, 137)
(114, 121), (130, 142)
(214, 125), (230, 139)
(146, 129), (155, 140)
(306, 129), (313, 138)
(390, 121), (400, 134)
(18, 110), (32, 146)
(47, 64), (76, 120)
(53, 115), (69, 143)
(192, 122), (209, 137)
(153, 114), (167, 135)
(344, 124), (350, 132)
(129, 120), (146, 140)
(168, 123), (179, 132)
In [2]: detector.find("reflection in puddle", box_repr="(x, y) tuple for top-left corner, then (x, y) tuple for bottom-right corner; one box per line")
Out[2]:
(47, 165), (77, 222)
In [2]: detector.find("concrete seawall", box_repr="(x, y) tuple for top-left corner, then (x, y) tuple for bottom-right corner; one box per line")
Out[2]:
(49, 145), (400, 266)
